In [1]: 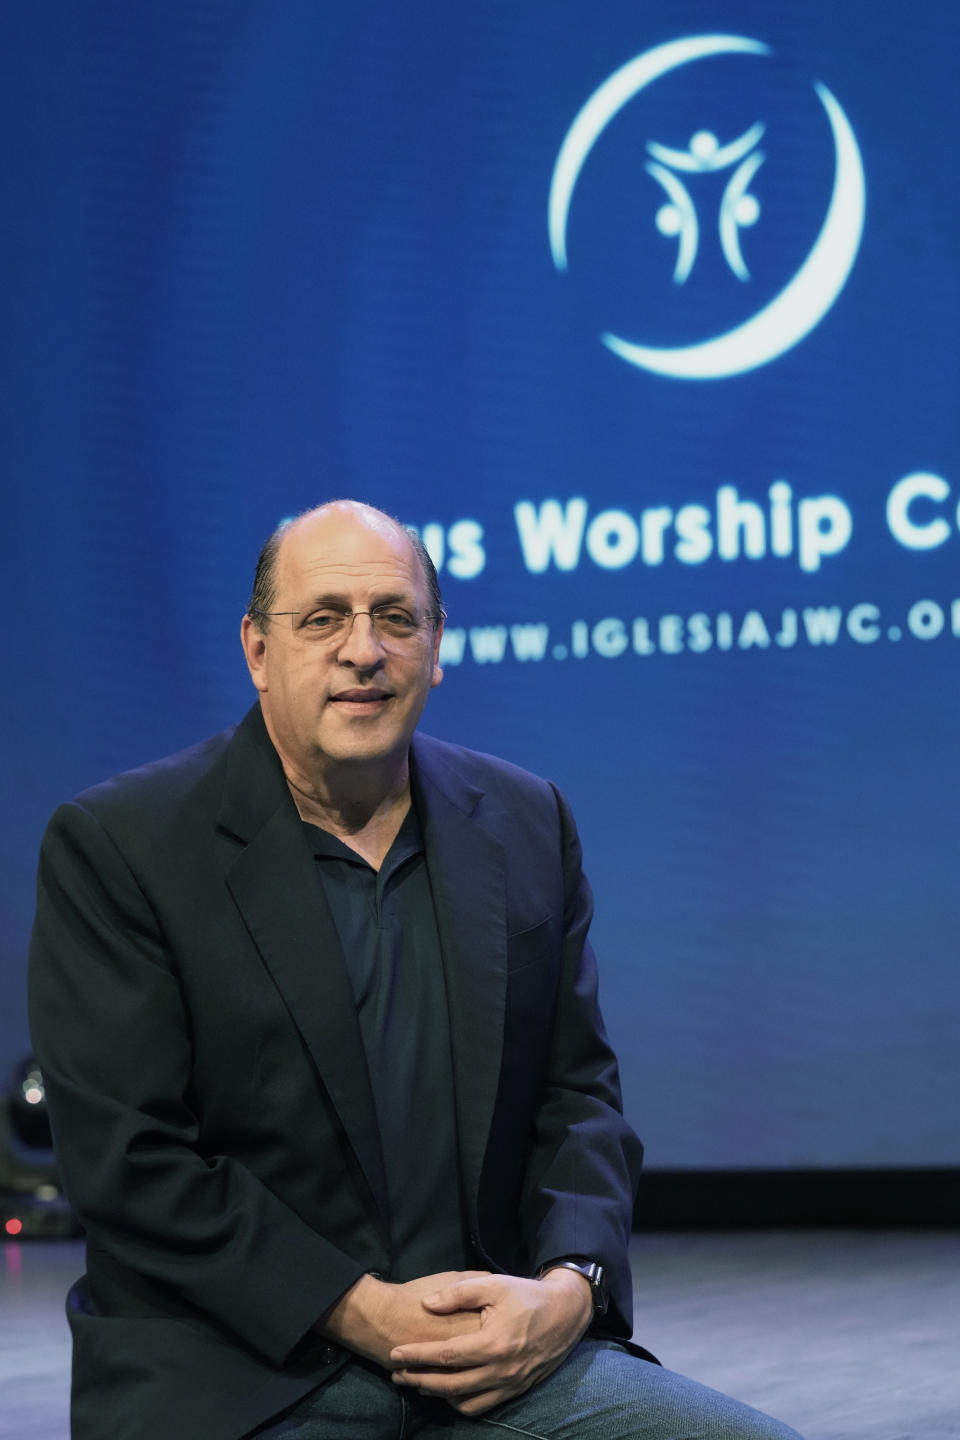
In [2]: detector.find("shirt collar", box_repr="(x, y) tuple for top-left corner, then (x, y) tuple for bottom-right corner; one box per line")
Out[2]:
(302, 800), (423, 873)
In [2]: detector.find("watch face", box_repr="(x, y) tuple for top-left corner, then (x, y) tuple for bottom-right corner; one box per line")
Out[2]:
(586, 1264), (609, 1316)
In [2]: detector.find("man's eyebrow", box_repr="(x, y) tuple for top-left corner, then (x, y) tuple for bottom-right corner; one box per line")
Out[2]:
(300, 593), (352, 610)
(301, 589), (416, 610)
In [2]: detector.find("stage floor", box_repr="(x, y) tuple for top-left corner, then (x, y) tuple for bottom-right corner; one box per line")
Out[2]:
(2, 1230), (957, 1439)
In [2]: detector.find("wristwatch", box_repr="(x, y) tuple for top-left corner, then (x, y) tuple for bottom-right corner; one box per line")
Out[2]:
(538, 1257), (609, 1317)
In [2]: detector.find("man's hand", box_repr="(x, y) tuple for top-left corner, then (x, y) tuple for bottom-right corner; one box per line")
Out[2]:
(388, 1268), (593, 1415)
(319, 1270), (488, 1369)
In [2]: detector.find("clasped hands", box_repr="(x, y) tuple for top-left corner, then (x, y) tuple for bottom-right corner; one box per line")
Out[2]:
(322, 1266), (594, 1415)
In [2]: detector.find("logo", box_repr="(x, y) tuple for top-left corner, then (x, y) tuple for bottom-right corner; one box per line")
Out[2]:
(548, 35), (866, 380)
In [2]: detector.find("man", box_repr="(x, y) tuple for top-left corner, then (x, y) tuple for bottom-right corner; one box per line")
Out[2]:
(29, 501), (801, 1439)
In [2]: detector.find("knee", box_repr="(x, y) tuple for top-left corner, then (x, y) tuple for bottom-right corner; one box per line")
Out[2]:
(729, 1412), (805, 1440)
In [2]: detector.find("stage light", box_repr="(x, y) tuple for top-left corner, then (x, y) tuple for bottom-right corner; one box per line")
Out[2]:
(1, 1056), (80, 1238)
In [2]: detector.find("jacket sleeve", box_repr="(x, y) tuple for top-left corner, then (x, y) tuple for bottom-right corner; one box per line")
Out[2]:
(518, 785), (644, 1338)
(28, 800), (367, 1366)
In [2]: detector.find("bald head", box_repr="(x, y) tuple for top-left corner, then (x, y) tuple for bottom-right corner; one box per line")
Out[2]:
(247, 501), (443, 632)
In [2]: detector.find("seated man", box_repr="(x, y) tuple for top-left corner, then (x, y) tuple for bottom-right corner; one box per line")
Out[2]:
(29, 500), (803, 1439)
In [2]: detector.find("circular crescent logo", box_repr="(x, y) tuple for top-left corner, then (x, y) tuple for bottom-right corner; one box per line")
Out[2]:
(548, 36), (866, 380)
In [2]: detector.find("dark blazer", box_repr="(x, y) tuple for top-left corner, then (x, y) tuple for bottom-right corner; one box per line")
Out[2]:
(29, 705), (645, 1440)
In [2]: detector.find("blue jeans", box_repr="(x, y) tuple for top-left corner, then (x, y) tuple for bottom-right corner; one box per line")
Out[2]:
(248, 1340), (803, 1439)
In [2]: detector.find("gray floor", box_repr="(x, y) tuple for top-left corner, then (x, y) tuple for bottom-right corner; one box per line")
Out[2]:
(630, 1231), (960, 1440)
(1, 1231), (957, 1439)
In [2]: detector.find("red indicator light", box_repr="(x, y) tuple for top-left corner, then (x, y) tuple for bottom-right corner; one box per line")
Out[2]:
(4, 1219), (23, 1236)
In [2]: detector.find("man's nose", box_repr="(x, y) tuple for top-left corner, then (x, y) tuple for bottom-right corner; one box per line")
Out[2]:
(336, 611), (385, 667)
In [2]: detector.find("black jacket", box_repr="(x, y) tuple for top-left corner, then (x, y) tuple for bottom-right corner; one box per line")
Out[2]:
(29, 705), (644, 1439)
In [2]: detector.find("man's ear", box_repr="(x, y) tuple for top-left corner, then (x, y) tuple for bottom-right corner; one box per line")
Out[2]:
(240, 615), (269, 693)
(430, 618), (444, 689)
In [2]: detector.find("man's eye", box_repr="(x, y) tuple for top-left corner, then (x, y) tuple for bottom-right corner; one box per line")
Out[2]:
(304, 613), (341, 629)
(376, 609), (416, 628)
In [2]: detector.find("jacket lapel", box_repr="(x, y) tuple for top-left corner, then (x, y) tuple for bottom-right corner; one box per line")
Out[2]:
(217, 708), (389, 1229)
(411, 736), (508, 1231)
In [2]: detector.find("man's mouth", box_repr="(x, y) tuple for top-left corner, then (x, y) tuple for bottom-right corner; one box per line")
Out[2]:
(330, 689), (392, 706)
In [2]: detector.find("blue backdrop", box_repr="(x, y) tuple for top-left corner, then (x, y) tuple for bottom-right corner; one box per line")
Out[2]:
(4, 0), (958, 1169)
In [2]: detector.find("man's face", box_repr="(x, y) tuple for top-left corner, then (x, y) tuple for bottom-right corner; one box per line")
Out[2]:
(241, 505), (443, 781)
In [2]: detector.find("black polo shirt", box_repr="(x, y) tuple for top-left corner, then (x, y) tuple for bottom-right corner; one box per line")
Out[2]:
(303, 804), (470, 1282)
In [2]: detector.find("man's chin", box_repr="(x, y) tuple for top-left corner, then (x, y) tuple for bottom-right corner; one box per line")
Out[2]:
(314, 727), (411, 768)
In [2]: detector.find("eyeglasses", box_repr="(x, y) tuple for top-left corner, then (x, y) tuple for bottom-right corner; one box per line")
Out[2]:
(249, 604), (443, 646)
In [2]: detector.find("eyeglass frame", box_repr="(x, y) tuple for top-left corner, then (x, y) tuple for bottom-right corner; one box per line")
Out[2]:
(247, 603), (445, 645)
